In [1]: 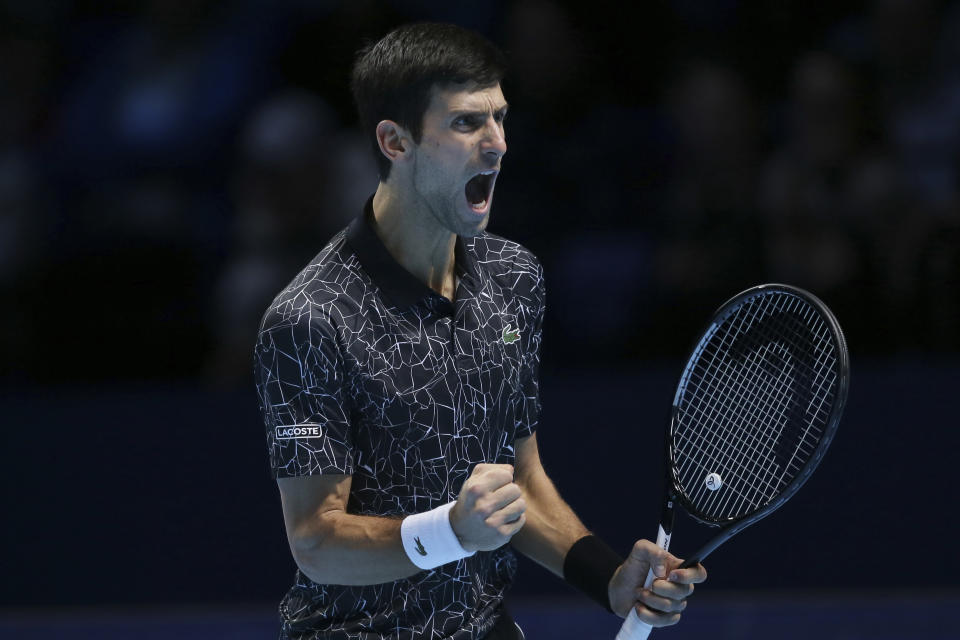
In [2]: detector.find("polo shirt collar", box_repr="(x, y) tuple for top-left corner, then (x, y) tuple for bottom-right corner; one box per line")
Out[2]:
(345, 197), (480, 309)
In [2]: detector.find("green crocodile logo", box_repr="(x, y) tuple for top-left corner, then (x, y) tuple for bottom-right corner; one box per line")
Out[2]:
(502, 324), (520, 344)
(414, 537), (427, 556)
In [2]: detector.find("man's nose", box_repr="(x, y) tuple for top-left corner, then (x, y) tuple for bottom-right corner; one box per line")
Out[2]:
(482, 121), (507, 161)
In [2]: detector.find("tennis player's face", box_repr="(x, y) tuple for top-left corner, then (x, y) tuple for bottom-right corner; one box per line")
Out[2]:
(409, 83), (508, 237)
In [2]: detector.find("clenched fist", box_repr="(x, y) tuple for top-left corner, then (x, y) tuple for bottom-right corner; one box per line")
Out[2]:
(449, 464), (526, 552)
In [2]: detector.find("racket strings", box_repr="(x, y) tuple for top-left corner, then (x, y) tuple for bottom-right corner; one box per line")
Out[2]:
(681, 354), (786, 501)
(692, 296), (833, 510)
(680, 344), (800, 515)
(682, 296), (835, 516)
(672, 291), (838, 522)
(679, 337), (797, 514)
(681, 297), (805, 512)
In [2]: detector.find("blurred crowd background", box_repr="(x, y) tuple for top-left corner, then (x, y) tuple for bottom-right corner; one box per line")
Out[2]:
(3, 0), (960, 620)
(3, 0), (959, 389)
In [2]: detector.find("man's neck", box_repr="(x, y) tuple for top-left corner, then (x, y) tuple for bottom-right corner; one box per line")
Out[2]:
(371, 183), (458, 301)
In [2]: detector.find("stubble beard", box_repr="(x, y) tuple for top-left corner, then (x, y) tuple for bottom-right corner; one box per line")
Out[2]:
(413, 167), (488, 238)
(427, 192), (488, 238)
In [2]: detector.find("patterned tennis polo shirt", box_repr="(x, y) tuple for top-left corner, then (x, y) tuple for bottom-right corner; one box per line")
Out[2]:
(253, 198), (545, 640)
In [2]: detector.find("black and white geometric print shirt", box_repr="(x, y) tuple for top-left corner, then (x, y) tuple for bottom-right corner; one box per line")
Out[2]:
(254, 199), (545, 640)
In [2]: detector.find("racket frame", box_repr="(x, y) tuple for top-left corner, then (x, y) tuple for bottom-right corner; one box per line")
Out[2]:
(615, 283), (849, 640)
(665, 283), (849, 568)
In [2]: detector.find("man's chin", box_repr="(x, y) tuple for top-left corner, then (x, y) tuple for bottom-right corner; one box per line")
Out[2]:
(429, 197), (490, 237)
(457, 199), (492, 236)
(457, 211), (489, 237)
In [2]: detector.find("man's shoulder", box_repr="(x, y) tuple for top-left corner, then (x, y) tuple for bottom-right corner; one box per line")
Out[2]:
(468, 231), (543, 284)
(260, 230), (364, 331)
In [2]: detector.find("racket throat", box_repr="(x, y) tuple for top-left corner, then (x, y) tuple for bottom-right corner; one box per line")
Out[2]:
(656, 496), (677, 550)
(655, 523), (672, 550)
(680, 517), (753, 568)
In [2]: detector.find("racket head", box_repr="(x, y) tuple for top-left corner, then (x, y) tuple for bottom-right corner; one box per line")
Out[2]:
(666, 283), (849, 529)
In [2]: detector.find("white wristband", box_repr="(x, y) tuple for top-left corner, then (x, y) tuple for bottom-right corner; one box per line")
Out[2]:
(400, 502), (475, 570)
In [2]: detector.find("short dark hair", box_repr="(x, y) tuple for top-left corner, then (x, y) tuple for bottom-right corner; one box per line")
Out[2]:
(351, 23), (507, 180)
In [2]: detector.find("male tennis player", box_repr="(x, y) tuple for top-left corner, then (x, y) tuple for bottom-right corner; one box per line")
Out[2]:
(254, 23), (706, 639)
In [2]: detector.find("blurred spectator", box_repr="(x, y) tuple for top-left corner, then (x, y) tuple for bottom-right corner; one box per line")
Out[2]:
(3, 1), (958, 385)
(759, 54), (884, 293)
(205, 91), (377, 386)
(823, 0), (960, 349)
(43, 0), (291, 262)
(496, 0), (665, 360)
(868, 0), (960, 350)
(658, 60), (761, 255)
(757, 52), (907, 350)
(503, 0), (586, 116)
(867, 0), (960, 215)
(17, 1), (295, 382)
(641, 61), (765, 353)
(490, 0), (590, 241)
(48, 1), (285, 186)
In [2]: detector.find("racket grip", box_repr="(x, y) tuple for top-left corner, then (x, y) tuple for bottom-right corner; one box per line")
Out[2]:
(614, 524), (671, 640)
(615, 608), (654, 640)
(614, 568), (657, 640)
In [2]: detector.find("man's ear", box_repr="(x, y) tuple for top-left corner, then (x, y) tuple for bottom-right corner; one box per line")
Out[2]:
(375, 120), (411, 166)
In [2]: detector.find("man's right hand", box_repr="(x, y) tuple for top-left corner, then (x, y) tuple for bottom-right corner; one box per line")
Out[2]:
(449, 463), (526, 552)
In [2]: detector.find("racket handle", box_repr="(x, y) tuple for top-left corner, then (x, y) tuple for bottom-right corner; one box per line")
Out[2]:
(616, 608), (654, 640)
(614, 525), (671, 640)
(614, 568), (657, 640)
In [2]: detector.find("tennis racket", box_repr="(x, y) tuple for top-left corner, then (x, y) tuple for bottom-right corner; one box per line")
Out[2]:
(615, 283), (849, 640)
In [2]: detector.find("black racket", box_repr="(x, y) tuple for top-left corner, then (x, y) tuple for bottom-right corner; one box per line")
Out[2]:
(616, 283), (849, 640)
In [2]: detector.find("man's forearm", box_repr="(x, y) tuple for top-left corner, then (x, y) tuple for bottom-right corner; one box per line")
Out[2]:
(288, 510), (421, 585)
(279, 464), (525, 586)
(510, 467), (590, 577)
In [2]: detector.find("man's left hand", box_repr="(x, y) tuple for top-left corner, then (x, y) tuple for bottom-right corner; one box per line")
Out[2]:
(608, 539), (707, 626)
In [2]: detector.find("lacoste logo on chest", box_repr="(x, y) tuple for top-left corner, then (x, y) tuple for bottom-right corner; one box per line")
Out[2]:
(502, 324), (520, 344)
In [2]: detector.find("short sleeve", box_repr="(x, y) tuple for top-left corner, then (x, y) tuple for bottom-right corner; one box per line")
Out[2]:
(515, 261), (545, 438)
(254, 304), (354, 478)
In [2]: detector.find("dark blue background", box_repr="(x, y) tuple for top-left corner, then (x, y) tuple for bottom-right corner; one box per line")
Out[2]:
(4, 358), (957, 606)
(2, 0), (959, 616)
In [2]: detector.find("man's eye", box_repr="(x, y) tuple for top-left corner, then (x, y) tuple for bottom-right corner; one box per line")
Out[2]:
(455, 117), (479, 129)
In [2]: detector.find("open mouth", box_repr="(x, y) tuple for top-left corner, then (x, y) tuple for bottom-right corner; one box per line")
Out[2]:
(464, 170), (497, 212)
